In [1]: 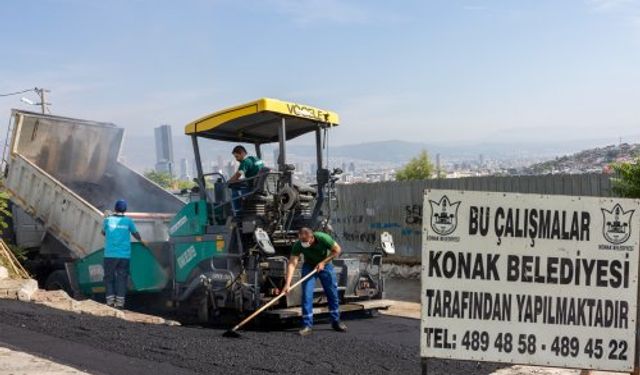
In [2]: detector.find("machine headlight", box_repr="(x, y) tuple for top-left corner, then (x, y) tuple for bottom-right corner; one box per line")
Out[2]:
(380, 231), (395, 255)
(254, 228), (275, 255)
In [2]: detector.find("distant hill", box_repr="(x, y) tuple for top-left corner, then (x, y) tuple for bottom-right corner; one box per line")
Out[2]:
(119, 138), (430, 170)
(287, 141), (432, 162)
(522, 143), (640, 175)
(119, 133), (634, 173)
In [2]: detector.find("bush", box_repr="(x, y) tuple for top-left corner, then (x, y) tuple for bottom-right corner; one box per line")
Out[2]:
(396, 151), (435, 181)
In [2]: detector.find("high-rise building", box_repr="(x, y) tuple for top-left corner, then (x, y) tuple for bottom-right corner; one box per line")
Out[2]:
(217, 155), (224, 173)
(225, 161), (236, 179)
(179, 158), (191, 180)
(154, 125), (174, 175)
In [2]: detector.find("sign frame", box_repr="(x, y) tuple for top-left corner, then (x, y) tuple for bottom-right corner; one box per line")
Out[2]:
(420, 189), (640, 374)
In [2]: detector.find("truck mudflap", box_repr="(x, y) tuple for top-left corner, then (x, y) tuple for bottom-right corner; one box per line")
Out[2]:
(265, 299), (392, 319)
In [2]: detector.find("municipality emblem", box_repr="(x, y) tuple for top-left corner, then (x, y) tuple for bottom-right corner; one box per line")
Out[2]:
(601, 203), (634, 244)
(429, 195), (461, 236)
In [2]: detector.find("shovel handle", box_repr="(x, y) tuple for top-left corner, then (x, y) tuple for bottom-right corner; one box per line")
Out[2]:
(230, 254), (335, 332)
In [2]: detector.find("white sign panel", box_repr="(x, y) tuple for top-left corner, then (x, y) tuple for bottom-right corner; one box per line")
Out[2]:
(421, 190), (639, 371)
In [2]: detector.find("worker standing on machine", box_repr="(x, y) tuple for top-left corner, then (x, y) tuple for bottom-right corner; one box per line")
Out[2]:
(101, 199), (145, 309)
(282, 227), (348, 336)
(228, 145), (264, 214)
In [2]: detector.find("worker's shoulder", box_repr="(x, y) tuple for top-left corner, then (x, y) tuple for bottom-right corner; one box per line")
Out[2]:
(314, 231), (335, 242)
(106, 215), (132, 224)
(291, 240), (302, 252)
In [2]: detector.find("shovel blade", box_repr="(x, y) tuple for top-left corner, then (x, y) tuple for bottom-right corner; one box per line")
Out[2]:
(223, 330), (241, 338)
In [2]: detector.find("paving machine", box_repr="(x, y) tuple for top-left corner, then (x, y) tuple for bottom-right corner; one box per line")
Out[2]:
(72, 98), (394, 322)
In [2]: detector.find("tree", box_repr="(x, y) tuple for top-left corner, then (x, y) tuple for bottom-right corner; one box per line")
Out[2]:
(144, 170), (196, 191)
(611, 159), (640, 198)
(175, 179), (196, 191)
(395, 150), (435, 181)
(144, 170), (174, 189)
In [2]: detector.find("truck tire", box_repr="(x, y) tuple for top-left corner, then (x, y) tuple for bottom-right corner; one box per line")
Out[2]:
(45, 270), (72, 295)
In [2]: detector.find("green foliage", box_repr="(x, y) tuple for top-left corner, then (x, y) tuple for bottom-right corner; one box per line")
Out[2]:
(175, 179), (196, 191)
(396, 150), (435, 181)
(144, 170), (195, 191)
(7, 243), (27, 262)
(611, 159), (640, 198)
(144, 170), (174, 189)
(0, 190), (11, 231)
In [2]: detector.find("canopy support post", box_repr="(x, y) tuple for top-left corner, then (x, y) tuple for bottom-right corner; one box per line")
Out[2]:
(255, 143), (262, 160)
(315, 127), (323, 173)
(278, 118), (287, 171)
(191, 135), (207, 202)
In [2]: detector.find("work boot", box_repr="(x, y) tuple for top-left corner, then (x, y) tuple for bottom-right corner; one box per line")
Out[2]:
(332, 321), (347, 332)
(105, 295), (115, 307)
(299, 327), (313, 336)
(115, 297), (125, 310)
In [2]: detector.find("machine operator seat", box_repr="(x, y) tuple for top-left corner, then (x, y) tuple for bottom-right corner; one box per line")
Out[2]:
(239, 167), (275, 216)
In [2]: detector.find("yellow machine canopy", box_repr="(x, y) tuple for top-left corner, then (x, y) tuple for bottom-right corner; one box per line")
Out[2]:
(185, 98), (340, 143)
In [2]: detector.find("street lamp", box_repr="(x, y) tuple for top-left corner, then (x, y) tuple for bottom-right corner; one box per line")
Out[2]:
(20, 97), (35, 105)
(19, 88), (50, 113)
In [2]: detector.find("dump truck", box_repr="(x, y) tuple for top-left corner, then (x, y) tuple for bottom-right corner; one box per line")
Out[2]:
(1, 109), (185, 290)
(2, 100), (394, 322)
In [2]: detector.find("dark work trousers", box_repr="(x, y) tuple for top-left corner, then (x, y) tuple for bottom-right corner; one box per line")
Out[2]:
(103, 257), (130, 307)
(301, 263), (341, 328)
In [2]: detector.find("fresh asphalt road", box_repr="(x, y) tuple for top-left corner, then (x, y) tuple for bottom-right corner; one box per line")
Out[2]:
(0, 299), (509, 375)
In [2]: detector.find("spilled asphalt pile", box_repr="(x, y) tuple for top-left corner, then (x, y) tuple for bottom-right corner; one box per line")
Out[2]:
(0, 299), (508, 375)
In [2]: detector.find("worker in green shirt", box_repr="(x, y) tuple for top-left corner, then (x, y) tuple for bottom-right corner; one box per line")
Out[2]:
(228, 145), (264, 214)
(282, 227), (347, 336)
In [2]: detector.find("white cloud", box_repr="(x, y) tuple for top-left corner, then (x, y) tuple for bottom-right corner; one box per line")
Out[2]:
(586, 0), (640, 40)
(588, 0), (635, 12)
(265, 0), (371, 25)
(462, 5), (488, 11)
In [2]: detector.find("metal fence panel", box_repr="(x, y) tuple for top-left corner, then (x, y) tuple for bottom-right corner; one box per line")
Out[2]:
(333, 173), (613, 260)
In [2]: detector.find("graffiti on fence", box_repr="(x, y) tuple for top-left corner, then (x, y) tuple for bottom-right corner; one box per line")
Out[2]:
(369, 222), (402, 229)
(341, 230), (377, 244)
(404, 204), (423, 226)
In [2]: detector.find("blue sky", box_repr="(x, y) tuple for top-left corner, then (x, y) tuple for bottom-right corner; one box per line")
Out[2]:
(1, 0), (639, 145)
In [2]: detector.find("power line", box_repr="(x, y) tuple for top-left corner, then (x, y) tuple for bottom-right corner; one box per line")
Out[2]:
(0, 88), (36, 97)
(0, 87), (51, 114)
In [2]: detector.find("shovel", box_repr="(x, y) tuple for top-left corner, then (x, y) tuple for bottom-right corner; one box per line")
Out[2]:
(223, 254), (334, 338)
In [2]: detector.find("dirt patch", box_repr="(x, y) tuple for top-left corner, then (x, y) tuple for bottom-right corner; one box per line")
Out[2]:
(0, 346), (90, 375)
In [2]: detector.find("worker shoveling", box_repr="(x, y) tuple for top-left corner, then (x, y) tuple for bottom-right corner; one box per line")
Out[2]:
(224, 252), (336, 338)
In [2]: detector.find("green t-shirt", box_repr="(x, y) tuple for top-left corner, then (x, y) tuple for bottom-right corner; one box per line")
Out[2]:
(238, 156), (264, 179)
(291, 232), (336, 266)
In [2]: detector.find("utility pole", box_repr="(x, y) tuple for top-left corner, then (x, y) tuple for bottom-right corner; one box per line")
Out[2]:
(34, 87), (51, 114)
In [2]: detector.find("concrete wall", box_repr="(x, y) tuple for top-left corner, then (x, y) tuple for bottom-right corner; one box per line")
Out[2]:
(332, 173), (613, 261)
